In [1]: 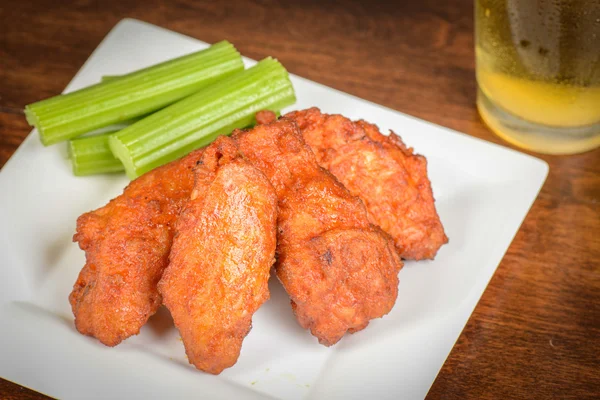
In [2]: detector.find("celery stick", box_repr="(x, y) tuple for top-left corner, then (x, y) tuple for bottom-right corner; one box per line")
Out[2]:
(110, 57), (296, 179)
(100, 75), (120, 82)
(69, 133), (124, 176)
(67, 109), (279, 177)
(26, 41), (244, 146)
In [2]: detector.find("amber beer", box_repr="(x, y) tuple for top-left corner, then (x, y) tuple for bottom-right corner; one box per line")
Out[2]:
(475, 0), (600, 154)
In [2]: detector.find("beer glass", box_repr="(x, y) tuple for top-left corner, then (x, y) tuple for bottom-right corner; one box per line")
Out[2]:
(475, 0), (600, 154)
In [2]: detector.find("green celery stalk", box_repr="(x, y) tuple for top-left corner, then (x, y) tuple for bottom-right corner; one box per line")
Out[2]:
(66, 109), (280, 177)
(110, 57), (296, 179)
(68, 132), (124, 176)
(25, 41), (244, 146)
(100, 75), (120, 83)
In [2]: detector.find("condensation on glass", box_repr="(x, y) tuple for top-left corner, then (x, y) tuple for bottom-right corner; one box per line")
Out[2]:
(476, 0), (600, 154)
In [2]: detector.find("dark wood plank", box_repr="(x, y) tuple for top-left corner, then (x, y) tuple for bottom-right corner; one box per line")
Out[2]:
(0, 379), (53, 400)
(1, 0), (599, 399)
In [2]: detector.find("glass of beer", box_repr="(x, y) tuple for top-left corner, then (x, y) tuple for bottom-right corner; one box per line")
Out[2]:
(475, 0), (600, 155)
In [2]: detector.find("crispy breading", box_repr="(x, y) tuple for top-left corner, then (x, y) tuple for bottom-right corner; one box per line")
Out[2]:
(255, 110), (277, 125)
(233, 119), (402, 346)
(284, 108), (448, 260)
(158, 136), (277, 374)
(69, 149), (203, 346)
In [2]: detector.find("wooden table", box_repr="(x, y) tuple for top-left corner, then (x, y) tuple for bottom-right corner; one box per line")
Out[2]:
(1, 0), (598, 398)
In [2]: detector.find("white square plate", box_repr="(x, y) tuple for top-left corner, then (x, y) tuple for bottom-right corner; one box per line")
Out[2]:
(0, 19), (548, 400)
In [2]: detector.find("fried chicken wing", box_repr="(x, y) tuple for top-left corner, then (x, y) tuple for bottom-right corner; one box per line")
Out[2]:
(69, 149), (203, 346)
(158, 136), (277, 374)
(233, 119), (402, 346)
(284, 108), (448, 260)
(255, 110), (277, 125)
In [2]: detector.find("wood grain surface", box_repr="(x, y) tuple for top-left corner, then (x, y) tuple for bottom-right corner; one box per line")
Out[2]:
(1, 0), (599, 398)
